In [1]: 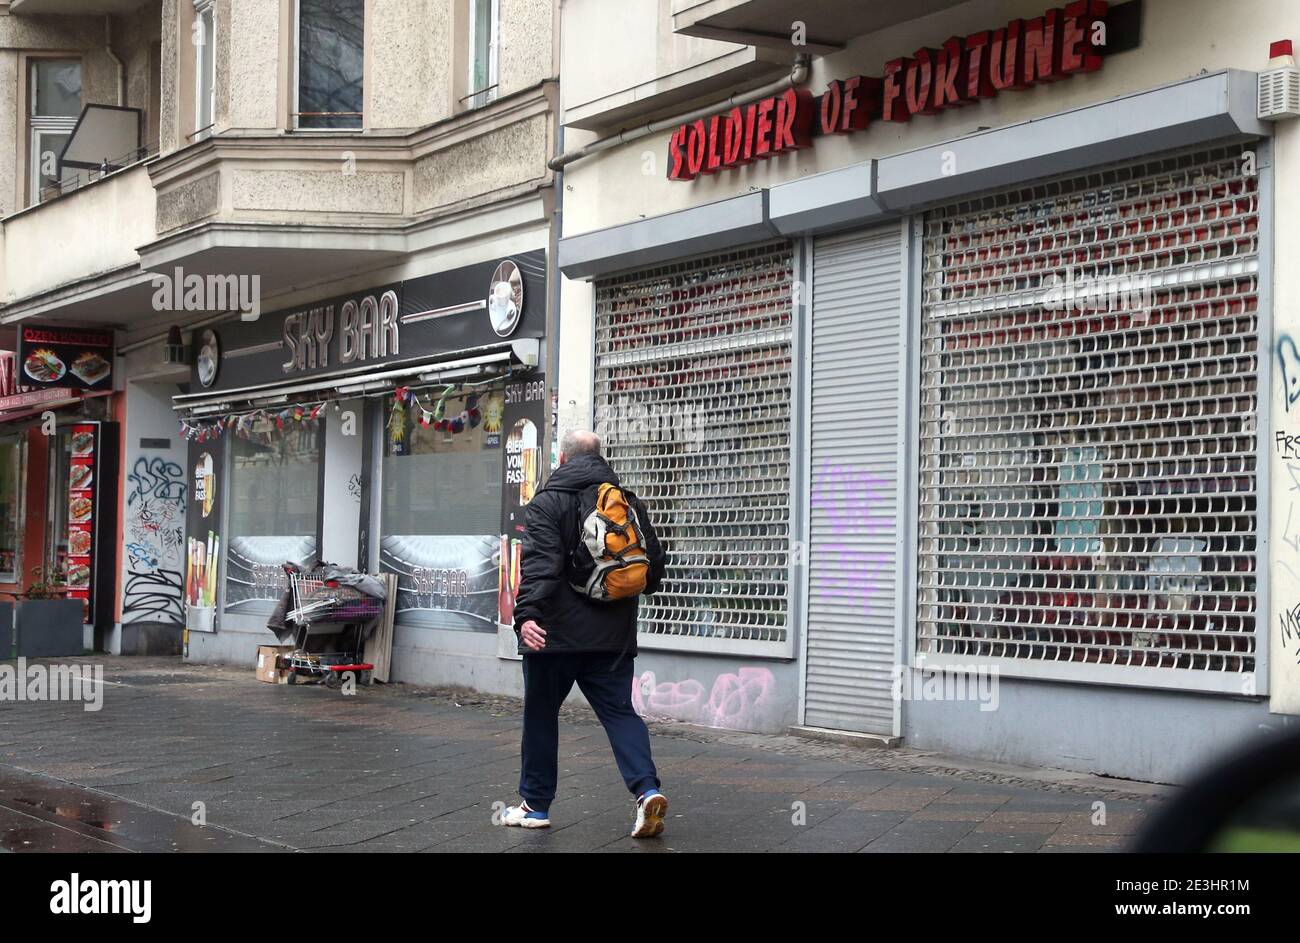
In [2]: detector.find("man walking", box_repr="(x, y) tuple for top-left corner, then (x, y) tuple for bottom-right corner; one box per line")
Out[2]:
(500, 429), (669, 837)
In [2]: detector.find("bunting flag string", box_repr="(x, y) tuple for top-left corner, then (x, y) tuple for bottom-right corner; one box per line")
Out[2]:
(390, 384), (483, 436)
(179, 401), (327, 444)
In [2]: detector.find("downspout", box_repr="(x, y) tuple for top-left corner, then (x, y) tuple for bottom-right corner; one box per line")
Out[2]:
(105, 15), (126, 106)
(548, 53), (811, 171)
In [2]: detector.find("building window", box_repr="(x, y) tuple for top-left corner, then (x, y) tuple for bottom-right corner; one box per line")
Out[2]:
(0, 434), (24, 583)
(593, 243), (795, 654)
(465, 0), (499, 109)
(295, 0), (364, 129)
(224, 426), (321, 615)
(28, 59), (82, 205)
(194, 0), (216, 140)
(917, 144), (1260, 686)
(380, 385), (507, 630)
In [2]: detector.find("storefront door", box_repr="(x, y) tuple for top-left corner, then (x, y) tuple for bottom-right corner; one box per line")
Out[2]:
(804, 223), (905, 736)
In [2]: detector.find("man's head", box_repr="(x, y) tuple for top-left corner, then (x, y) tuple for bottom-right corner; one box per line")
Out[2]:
(559, 429), (601, 465)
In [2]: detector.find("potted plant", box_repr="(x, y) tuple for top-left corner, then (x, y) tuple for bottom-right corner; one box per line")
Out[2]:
(15, 565), (85, 657)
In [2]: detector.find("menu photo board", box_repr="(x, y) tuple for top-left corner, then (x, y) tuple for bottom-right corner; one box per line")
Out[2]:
(18, 325), (114, 391)
(65, 424), (97, 622)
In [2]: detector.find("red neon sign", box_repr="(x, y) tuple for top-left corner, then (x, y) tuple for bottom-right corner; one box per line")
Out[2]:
(667, 1), (1109, 181)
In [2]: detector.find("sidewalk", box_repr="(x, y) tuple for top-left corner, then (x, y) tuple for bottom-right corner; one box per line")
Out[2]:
(0, 657), (1161, 853)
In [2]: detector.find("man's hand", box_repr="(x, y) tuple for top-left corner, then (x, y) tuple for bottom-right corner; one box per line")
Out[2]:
(520, 620), (547, 651)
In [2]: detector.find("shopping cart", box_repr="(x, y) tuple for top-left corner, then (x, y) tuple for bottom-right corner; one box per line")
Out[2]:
(281, 565), (382, 688)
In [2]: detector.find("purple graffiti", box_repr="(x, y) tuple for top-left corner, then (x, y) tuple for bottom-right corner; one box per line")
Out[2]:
(811, 461), (888, 613)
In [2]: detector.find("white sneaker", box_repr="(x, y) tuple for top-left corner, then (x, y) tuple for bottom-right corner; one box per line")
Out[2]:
(501, 801), (550, 828)
(631, 790), (668, 838)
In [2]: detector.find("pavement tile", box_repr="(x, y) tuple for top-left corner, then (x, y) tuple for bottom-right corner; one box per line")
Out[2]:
(0, 657), (1161, 853)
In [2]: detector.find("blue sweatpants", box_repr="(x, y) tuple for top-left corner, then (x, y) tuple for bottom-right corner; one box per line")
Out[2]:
(519, 651), (660, 812)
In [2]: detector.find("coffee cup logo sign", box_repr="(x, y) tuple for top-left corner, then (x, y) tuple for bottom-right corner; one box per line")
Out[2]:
(281, 289), (400, 374)
(667, 1), (1110, 181)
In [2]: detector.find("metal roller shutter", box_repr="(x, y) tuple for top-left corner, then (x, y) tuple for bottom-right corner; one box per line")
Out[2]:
(918, 144), (1260, 687)
(804, 224), (903, 734)
(593, 242), (793, 655)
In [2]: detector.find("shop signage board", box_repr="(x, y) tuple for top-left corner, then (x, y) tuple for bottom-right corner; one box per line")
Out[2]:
(193, 250), (547, 394)
(17, 326), (114, 390)
(667, 1), (1118, 180)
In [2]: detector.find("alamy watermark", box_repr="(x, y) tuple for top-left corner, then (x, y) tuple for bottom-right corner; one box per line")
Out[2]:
(1039, 267), (1153, 319)
(151, 266), (261, 321)
(593, 400), (706, 451)
(0, 658), (104, 712)
(892, 661), (1000, 712)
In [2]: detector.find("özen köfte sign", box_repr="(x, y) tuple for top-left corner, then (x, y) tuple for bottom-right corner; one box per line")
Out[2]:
(667, 1), (1111, 181)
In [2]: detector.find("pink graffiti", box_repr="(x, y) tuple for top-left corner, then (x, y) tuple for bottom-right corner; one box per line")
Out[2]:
(631, 667), (775, 729)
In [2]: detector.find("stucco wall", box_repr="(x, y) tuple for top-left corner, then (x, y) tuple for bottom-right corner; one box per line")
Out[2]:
(222, 0), (279, 132)
(1268, 117), (1300, 712)
(413, 110), (549, 212)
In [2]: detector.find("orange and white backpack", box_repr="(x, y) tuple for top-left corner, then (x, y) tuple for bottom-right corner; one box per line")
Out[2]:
(569, 482), (650, 602)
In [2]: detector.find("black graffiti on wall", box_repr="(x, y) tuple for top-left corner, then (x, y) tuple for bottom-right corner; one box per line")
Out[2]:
(123, 456), (186, 624)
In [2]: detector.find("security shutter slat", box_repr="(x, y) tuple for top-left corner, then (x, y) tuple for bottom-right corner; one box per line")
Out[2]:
(806, 223), (903, 734)
(593, 243), (793, 648)
(917, 143), (1259, 677)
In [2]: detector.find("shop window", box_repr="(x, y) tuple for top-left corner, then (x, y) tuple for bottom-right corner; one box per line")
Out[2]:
(193, 0), (216, 140)
(918, 144), (1260, 682)
(28, 58), (82, 205)
(465, 0), (499, 109)
(224, 425), (321, 614)
(380, 386), (506, 630)
(295, 0), (364, 130)
(593, 243), (794, 652)
(0, 435), (23, 582)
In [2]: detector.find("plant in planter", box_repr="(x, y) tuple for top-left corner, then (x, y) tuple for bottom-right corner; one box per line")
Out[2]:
(26, 565), (67, 600)
(16, 565), (84, 658)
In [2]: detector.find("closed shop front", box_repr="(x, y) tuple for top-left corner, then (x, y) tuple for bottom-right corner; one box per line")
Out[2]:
(592, 242), (795, 658)
(917, 143), (1261, 691)
(804, 223), (905, 735)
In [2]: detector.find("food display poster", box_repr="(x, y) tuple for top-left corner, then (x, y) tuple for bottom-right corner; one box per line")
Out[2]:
(186, 437), (224, 629)
(18, 325), (115, 391)
(65, 424), (97, 623)
(501, 373), (546, 538)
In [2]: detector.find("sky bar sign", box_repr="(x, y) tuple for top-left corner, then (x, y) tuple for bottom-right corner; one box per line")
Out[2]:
(667, 1), (1111, 181)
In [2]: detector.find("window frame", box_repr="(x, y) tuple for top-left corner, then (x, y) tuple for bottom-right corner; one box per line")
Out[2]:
(292, 0), (366, 132)
(0, 433), (25, 585)
(193, 0), (217, 141)
(26, 57), (82, 206)
(464, 0), (500, 110)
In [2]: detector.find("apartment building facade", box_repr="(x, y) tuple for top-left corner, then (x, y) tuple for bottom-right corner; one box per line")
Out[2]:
(553, 0), (1300, 783)
(0, 0), (561, 677)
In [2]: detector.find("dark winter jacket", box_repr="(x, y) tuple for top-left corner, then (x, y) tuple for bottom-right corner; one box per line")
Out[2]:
(512, 453), (666, 656)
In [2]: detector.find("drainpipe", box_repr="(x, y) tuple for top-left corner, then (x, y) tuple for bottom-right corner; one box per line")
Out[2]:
(105, 15), (126, 106)
(547, 53), (812, 171)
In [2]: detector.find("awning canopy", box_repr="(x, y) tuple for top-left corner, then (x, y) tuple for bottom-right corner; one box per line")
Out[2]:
(60, 104), (143, 172)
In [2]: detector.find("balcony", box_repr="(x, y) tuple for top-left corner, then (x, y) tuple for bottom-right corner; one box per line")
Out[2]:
(0, 81), (556, 333)
(0, 162), (158, 326)
(9, 0), (153, 13)
(671, 0), (970, 53)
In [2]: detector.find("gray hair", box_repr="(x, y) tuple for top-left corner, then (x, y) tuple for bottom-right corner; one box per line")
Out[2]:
(560, 428), (602, 459)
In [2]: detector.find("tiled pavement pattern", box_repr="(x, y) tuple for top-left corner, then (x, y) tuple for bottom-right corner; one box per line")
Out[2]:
(0, 658), (1160, 853)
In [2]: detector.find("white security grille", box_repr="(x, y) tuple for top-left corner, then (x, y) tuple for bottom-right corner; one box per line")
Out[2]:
(919, 145), (1260, 678)
(594, 243), (793, 651)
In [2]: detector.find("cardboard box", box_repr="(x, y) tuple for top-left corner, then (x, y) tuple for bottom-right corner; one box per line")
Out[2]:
(256, 645), (295, 684)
